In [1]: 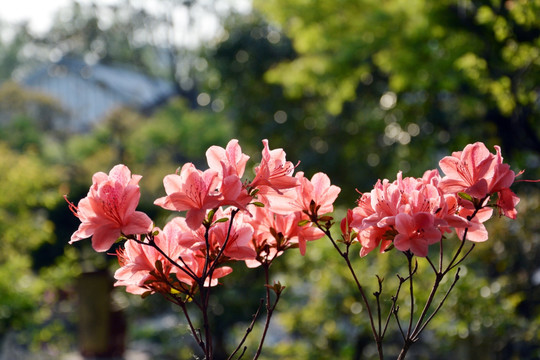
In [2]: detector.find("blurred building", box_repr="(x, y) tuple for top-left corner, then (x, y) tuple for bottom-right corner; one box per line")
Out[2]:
(20, 57), (177, 132)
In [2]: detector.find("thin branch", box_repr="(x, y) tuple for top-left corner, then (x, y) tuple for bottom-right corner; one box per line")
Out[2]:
(438, 238), (444, 272)
(406, 253), (415, 339)
(253, 264), (282, 360)
(208, 208), (240, 277)
(315, 220), (383, 359)
(445, 228), (468, 271)
(202, 217), (213, 283)
(447, 243), (475, 273)
(178, 298), (205, 353)
(382, 275), (406, 338)
(425, 255), (438, 274)
(408, 272), (442, 342)
(393, 305), (406, 341)
(132, 235), (198, 281)
(374, 275), (383, 338)
(228, 299), (264, 360)
(199, 286), (213, 359)
(318, 223), (379, 335)
(412, 268), (461, 341)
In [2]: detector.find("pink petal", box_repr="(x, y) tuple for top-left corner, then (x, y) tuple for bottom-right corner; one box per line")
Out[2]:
(438, 156), (462, 181)
(123, 211), (153, 235)
(109, 164), (131, 186)
(393, 233), (410, 253)
(91, 225), (121, 252)
(498, 188), (520, 219)
(186, 209), (207, 230)
(409, 239), (429, 257)
(204, 266), (233, 287)
(206, 145), (226, 172)
(466, 179), (489, 199)
(162, 174), (184, 195)
(122, 185), (142, 217)
(70, 222), (96, 243)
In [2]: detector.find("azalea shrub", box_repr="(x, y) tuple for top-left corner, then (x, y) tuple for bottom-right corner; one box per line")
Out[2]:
(66, 139), (530, 359)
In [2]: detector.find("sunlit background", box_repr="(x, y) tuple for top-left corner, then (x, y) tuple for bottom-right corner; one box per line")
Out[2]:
(0, 0), (539, 359)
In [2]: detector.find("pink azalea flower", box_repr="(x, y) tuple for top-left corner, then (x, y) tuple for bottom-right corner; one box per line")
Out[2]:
(206, 139), (250, 179)
(249, 139), (299, 213)
(348, 176), (404, 257)
(489, 146), (520, 219)
(438, 142), (497, 199)
(421, 169), (442, 186)
(67, 164), (153, 252)
(439, 142), (521, 218)
(165, 209), (256, 261)
(219, 174), (253, 211)
(161, 218), (233, 286)
(357, 225), (394, 257)
(350, 192), (393, 257)
(294, 172), (341, 215)
(114, 230), (189, 295)
(159, 216), (206, 250)
(406, 177), (470, 230)
(488, 146), (516, 193)
(455, 206), (493, 242)
(349, 171), (473, 257)
(245, 206), (323, 266)
(207, 208), (257, 261)
(154, 163), (223, 229)
(496, 188), (519, 219)
(369, 178), (403, 228)
(114, 225), (233, 295)
(163, 218), (232, 286)
(205, 139), (253, 210)
(394, 213), (442, 257)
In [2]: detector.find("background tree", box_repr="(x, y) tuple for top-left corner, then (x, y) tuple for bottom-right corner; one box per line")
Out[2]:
(0, 143), (81, 353)
(209, 0), (540, 358)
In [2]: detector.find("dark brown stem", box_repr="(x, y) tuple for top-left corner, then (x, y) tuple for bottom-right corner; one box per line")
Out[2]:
(375, 275), (383, 338)
(316, 221), (383, 359)
(178, 298), (205, 353)
(399, 198), (485, 358)
(199, 285), (213, 359)
(413, 268), (461, 340)
(253, 264), (282, 360)
(381, 275), (406, 338)
(207, 208), (240, 277)
(227, 299), (264, 360)
(406, 253), (415, 339)
(397, 341), (412, 360)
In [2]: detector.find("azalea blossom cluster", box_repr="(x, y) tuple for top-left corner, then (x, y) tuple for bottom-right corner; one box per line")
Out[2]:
(343, 142), (520, 258)
(66, 139), (527, 359)
(66, 139), (341, 298)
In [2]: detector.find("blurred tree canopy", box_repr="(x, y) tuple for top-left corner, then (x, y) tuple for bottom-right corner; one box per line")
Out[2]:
(255, 0), (540, 152)
(203, 1), (540, 358)
(201, 0), (540, 203)
(0, 144), (80, 349)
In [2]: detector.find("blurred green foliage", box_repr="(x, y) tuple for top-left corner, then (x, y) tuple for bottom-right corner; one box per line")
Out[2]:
(209, 0), (539, 202)
(0, 143), (81, 352)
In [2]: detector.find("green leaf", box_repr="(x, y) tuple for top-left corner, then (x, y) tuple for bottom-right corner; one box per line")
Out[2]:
(458, 192), (474, 202)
